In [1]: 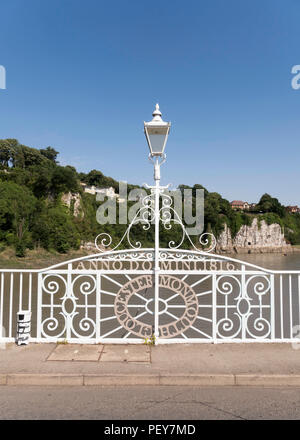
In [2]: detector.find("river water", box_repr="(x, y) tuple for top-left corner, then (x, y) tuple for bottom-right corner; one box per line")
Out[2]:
(231, 252), (300, 271)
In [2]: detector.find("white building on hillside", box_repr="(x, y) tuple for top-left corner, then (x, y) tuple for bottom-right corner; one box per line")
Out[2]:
(80, 183), (125, 202)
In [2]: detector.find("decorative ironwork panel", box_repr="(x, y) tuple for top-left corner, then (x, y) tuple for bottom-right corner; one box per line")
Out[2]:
(215, 273), (272, 340)
(100, 273), (154, 339)
(39, 272), (97, 340)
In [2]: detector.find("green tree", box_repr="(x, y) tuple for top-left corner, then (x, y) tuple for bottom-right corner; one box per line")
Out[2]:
(0, 139), (20, 167)
(256, 193), (285, 217)
(51, 165), (79, 196)
(40, 146), (59, 163)
(85, 169), (105, 186)
(32, 204), (80, 253)
(0, 181), (36, 256)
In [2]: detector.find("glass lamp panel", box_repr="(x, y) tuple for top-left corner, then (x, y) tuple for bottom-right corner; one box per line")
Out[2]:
(148, 134), (166, 154)
(146, 125), (169, 155)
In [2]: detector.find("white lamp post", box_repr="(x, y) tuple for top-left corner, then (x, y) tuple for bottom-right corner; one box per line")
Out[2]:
(144, 104), (171, 340)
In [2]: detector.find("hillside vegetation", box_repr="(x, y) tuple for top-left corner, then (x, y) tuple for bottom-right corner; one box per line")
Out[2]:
(0, 138), (299, 257)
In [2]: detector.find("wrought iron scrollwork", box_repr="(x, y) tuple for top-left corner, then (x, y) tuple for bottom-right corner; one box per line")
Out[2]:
(215, 273), (271, 340)
(159, 191), (216, 253)
(95, 188), (216, 253)
(95, 193), (155, 252)
(40, 273), (97, 339)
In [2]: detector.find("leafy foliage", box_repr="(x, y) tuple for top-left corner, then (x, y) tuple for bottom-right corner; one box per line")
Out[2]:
(255, 193), (286, 217)
(0, 138), (299, 257)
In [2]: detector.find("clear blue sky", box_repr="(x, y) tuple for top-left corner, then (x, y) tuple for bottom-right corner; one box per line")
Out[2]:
(0, 0), (299, 205)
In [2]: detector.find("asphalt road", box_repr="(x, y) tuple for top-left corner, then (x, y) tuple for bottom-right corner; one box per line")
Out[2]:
(1, 386), (300, 420)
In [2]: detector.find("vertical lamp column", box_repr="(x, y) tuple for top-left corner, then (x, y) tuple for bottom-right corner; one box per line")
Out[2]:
(144, 104), (171, 341)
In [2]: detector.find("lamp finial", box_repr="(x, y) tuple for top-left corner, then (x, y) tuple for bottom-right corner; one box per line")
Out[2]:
(152, 103), (162, 121)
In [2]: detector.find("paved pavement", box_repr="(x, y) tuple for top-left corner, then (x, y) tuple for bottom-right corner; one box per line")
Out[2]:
(1, 342), (300, 386)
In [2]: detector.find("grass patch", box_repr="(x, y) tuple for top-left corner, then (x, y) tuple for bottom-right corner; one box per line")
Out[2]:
(0, 247), (90, 269)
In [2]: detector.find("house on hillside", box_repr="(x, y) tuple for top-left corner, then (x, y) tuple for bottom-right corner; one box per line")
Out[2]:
(230, 200), (250, 210)
(286, 205), (300, 214)
(249, 203), (257, 210)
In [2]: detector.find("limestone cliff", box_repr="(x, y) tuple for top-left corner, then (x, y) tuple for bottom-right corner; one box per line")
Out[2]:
(61, 192), (83, 218)
(216, 218), (292, 254)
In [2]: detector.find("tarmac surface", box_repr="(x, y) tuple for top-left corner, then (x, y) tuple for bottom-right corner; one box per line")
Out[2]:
(2, 385), (300, 419)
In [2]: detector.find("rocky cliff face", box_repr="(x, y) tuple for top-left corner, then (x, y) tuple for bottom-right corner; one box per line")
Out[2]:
(61, 192), (83, 218)
(216, 218), (292, 254)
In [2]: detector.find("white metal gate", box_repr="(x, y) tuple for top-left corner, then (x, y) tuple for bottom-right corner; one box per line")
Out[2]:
(0, 248), (296, 344)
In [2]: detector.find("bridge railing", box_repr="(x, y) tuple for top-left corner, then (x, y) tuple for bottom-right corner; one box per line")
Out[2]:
(0, 254), (300, 344)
